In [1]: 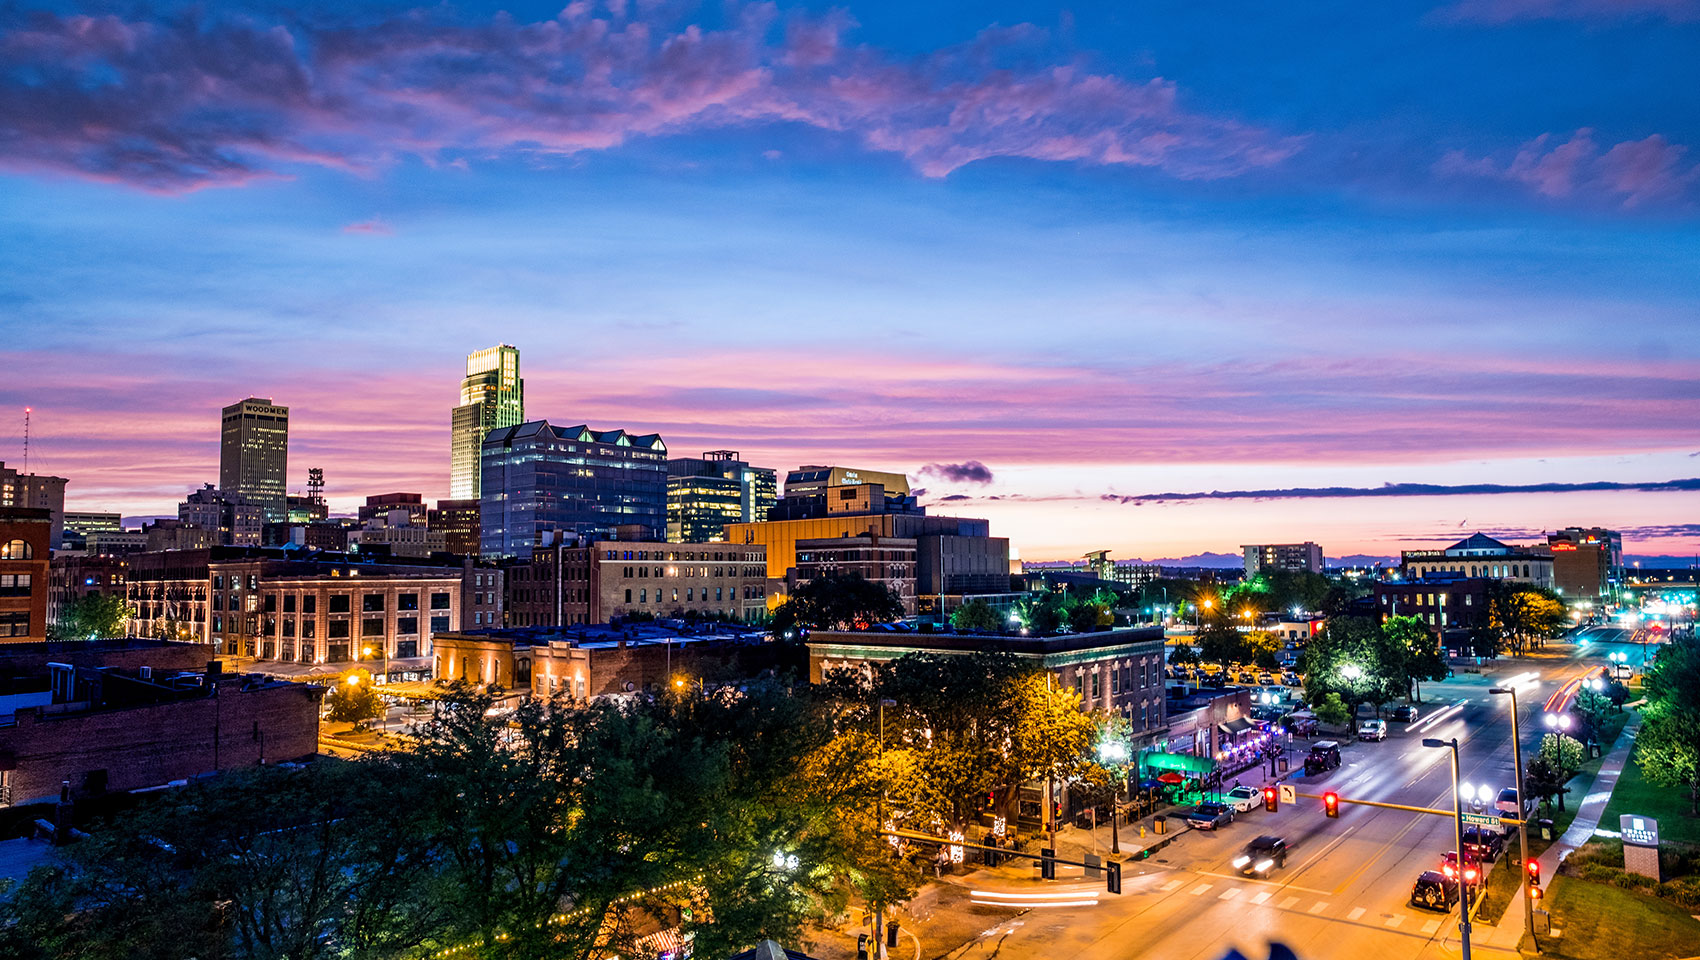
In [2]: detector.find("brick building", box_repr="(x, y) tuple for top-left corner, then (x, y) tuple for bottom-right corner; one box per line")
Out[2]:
(0, 507), (51, 644)
(794, 535), (917, 616)
(47, 553), (128, 632)
(431, 623), (777, 699)
(0, 661), (322, 808)
(505, 541), (768, 627)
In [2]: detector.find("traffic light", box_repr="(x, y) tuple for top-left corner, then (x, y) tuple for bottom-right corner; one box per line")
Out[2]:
(1529, 884), (1543, 902)
(1264, 786), (1278, 812)
(1526, 859), (1541, 884)
(1323, 791), (1339, 818)
(1106, 860), (1122, 895)
(1040, 848), (1057, 880)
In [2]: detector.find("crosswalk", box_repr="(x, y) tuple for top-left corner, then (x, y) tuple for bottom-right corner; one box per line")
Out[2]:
(1158, 877), (1444, 935)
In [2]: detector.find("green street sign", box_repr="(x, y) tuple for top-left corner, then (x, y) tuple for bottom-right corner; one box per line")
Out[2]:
(1461, 813), (1502, 827)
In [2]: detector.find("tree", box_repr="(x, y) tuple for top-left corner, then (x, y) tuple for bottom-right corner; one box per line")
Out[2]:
(1539, 733), (1585, 779)
(51, 594), (133, 642)
(1524, 756), (1569, 812)
(1067, 601), (1111, 634)
(771, 572), (906, 635)
(1168, 644), (1200, 667)
(949, 598), (1003, 633)
(1196, 620), (1246, 666)
(1636, 636), (1700, 815)
(1487, 583), (1569, 655)
(324, 676), (384, 724)
(1384, 615), (1448, 703)
(1314, 692), (1352, 728)
(1302, 616), (1404, 716)
(1242, 631), (1281, 671)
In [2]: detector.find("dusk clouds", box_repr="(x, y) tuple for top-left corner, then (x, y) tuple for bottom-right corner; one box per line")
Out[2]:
(1438, 130), (1699, 207)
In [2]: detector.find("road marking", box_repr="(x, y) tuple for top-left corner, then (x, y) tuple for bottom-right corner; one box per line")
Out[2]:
(1218, 888), (1240, 900)
(1386, 915), (1405, 928)
(1421, 919), (1441, 935)
(1277, 896), (1299, 910)
(1190, 883), (1212, 896)
(1249, 891), (1271, 905)
(1160, 879), (1182, 892)
(1346, 907), (1365, 921)
(1308, 901), (1328, 914)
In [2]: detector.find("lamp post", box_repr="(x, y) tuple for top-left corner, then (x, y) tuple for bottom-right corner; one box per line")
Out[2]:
(1424, 737), (1472, 960)
(1488, 684), (1534, 945)
(1098, 739), (1129, 854)
(875, 696), (896, 960)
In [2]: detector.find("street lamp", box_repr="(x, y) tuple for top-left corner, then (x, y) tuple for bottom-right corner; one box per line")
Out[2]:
(1489, 684), (1535, 944)
(875, 696), (897, 960)
(1097, 739), (1130, 854)
(1424, 737), (1473, 960)
(1340, 663), (1364, 682)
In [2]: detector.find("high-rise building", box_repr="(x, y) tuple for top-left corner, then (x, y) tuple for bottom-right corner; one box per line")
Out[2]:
(219, 398), (289, 524)
(666, 450), (778, 542)
(430, 499), (482, 556)
(1243, 542), (1325, 577)
(479, 420), (667, 559)
(0, 461), (68, 549)
(179, 485), (264, 546)
(1548, 527), (1624, 600)
(450, 344), (525, 501)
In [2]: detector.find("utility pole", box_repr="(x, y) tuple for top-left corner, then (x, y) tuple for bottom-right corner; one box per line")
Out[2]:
(1490, 685), (1536, 948)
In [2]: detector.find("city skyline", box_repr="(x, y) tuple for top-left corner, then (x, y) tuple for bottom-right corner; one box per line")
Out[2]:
(2, 0), (1696, 561)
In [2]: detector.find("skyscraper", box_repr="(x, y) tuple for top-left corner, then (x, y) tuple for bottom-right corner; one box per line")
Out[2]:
(218, 398), (288, 525)
(666, 450), (778, 542)
(479, 420), (667, 559)
(450, 344), (525, 501)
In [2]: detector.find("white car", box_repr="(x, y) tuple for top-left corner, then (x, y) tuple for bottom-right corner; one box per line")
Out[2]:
(1358, 719), (1388, 741)
(1224, 785), (1262, 813)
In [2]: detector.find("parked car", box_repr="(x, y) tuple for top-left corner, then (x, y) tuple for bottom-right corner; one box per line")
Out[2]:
(1496, 787), (1533, 817)
(1462, 826), (1507, 863)
(1232, 835), (1289, 876)
(1391, 705), (1420, 723)
(1237, 670), (1257, 684)
(1304, 741), (1341, 775)
(1357, 719), (1388, 741)
(1223, 785), (1262, 813)
(1257, 673), (1275, 686)
(1184, 802), (1236, 830)
(1281, 672), (1303, 687)
(1410, 870), (1461, 911)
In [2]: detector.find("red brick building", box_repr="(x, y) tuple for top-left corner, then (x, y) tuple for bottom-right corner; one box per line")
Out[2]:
(0, 507), (51, 644)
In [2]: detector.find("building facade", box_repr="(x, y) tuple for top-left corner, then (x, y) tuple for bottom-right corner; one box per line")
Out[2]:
(666, 451), (779, 542)
(431, 498), (482, 556)
(179, 485), (263, 546)
(358, 492), (428, 525)
(47, 553), (128, 631)
(505, 541), (768, 626)
(0, 507), (51, 643)
(795, 535), (918, 616)
(347, 515), (446, 558)
(1243, 542), (1324, 577)
(479, 420), (668, 559)
(0, 462), (68, 550)
(1400, 533), (1554, 590)
(59, 511), (121, 550)
(432, 622), (776, 699)
(1548, 527), (1624, 600)
(219, 398), (289, 525)
(450, 344), (525, 501)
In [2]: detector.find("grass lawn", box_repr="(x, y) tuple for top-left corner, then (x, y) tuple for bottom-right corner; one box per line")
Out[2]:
(1599, 755), (1700, 846)
(1521, 876), (1700, 960)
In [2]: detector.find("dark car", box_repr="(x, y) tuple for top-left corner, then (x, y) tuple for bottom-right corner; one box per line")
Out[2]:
(1304, 741), (1342, 775)
(1461, 826), (1506, 863)
(1391, 705), (1420, 723)
(1184, 802), (1236, 830)
(1232, 835), (1289, 876)
(1410, 870), (1461, 911)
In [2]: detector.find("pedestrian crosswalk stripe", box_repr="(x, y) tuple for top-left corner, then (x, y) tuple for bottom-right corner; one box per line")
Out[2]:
(1308, 901), (1329, 914)
(1218, 888), (1240, 900)
(1347, 907), (1365, 921)
(1160, 879), (1183, 892)
(1386, 915), (1404, 928)
(1421, 919), (1441, 935)
(1191, 883), (1212, 896)
(1249, 891), (1271, 905)
(1277, 896), (1299, 910)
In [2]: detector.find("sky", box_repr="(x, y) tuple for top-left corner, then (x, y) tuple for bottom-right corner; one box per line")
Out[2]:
(1, 0), (1697, 562)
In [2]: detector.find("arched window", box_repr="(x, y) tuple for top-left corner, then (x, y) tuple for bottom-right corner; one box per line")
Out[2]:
(0, 540), (31, 560)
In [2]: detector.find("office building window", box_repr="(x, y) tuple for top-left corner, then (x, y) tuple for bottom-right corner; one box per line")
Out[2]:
(431, 592), (451, 610)
(283, 594), (296, 613)
(303, 595), (316, 614)
(303, 621), (316, 639)
(0, 612), (29, 637)
(0, 574), (30, 597)
(398, 617), (418, 635)
(399, 593), (419, 611)
(361, 618), (384, 637)
(430, 615), (451, 633)
(363, 593), (385, 612)
(328, 620), (350, 639)
(329, 595), (350, 614)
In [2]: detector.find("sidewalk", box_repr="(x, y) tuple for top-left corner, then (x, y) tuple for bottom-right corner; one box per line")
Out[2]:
(1481, 709), (1642, 951)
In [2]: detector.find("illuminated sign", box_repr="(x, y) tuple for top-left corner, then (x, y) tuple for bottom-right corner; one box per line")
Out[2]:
(1551, 543), (1577, 552)
(992, 816), (1007, 838)
(948, 830), (965, 864)
(1621, 815), (1660, 847)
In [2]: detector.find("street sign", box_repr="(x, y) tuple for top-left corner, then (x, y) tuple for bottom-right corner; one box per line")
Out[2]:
(1279, 784), (1296, 805)
(1461, 813), (1502, 827)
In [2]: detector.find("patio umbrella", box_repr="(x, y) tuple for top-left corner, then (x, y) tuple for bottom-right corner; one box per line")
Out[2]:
(1156, 771), (1185, 785)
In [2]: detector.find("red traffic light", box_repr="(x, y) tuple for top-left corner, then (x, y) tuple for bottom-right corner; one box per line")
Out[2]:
(1323, 791), (1339, 818)
(1526, 859), (1541, 882)
(1263, 787), (1278, 812)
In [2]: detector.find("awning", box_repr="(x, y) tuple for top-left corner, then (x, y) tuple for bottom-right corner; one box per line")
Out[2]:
(1218, 717), (1256, 736)
(1140, 751), (1216, 775)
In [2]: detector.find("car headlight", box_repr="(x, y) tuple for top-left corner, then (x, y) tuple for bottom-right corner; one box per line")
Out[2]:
(1232, 856), (1251, 868)
(1255, 859), (1275, 873)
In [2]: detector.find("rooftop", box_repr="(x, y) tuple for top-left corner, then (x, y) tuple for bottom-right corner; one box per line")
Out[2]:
(439, 621), (770, 650)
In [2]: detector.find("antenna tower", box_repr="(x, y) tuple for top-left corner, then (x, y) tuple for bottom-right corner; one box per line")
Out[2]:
(22, 407), (29, 474)
(307, 467), (325, 504)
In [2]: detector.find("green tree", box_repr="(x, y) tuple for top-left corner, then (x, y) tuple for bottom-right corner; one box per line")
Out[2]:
(949, 598), (1004, 633)
(1168, 644), (1200, 667)
(1488, 583), (1569, 655)
(324, 676), (385, 724)
(1302, 616), (1404, 716)
(1314, 692), (1352, 728)
(1384, 615), (1448, 703)
(1524, 755), (1569, 812)
(1242, 631), (1281, 670)
(1067, 601), (1111, 634)
(1540, 733), (1585, 779)
(771, 572), (906, 635)
(1196, 620), (1246, 666)
(51, 594), (133, 642)
(1636, 637), (1700, 814)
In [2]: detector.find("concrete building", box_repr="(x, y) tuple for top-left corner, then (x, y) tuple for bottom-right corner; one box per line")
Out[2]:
(479, 420), (668, 559)
(347, 512), (446, 558)
(58, 511), (121, 551)
(450, 344), (525, 501)
(358, 492), (428, 525)
(1548, 527), (1624, 601)
(724, 513), (997, 610)
(666, 451), (778, 542)
(179, 485), (263, 547)
(88, 529), (149, 555)
(0, 462), (68, 550)
(430, 498), (481, 556)
(1242, 542), (1324, 577)
(771, 466), (919, 522)
(0, 507), (51, 643)
(1400, 533), (1554, 590)
(505, 540), (768, 626)
(47, 554), (127, 631)
(795, 535), (918, 616)
(0, 661), (321, 808)
(219, 398), (289, 525)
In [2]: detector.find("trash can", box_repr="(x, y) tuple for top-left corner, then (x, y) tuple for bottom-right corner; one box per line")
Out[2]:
(1539, 818), (1554, 841)
(1153, 815), (1167, 835)
(1279, 757), (1290, 773)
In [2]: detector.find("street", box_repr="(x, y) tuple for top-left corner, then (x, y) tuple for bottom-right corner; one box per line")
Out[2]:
(844, 643), (1630, 960)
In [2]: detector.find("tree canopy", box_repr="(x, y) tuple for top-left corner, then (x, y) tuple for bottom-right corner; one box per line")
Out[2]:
(50, 594), (133, 642)
(1636, 635), (1700, 814)
(770, 572), (906, 635)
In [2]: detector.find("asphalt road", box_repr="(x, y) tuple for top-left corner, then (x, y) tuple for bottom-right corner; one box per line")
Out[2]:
(932, 652), (1604, 960)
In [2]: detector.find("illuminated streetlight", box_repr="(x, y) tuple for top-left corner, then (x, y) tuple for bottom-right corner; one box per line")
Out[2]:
(346, 674), (361, 686)
(1341, 664), (1364, 682)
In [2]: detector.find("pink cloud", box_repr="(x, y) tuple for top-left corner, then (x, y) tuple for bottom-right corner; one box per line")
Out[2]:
(1442, 0), (1700, 22)
(341, 218), (393, 235)
(0, 4), (1301, 191)
(1437, 129), (1700, 208)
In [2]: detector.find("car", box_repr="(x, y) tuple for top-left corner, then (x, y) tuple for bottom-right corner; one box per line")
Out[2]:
(1184, 802), (1236, 830)
(1391, 705), (1420, 723)
(1200, 662), (1224, 677)
(1238, 670), (1257, 684)
(1257, 673), (1275, 686)
(1410, 870), (1461, 911)
(1223, 785), (1262, 813)
(1496, 787), (1533, 818)
(1304, 741), (1342, 775)
(1357, 719), (1388, 741)
(1232, 835), (1289, 876)
(1282, 672), (1302, 687)
(1462, 826), (1506, 863)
